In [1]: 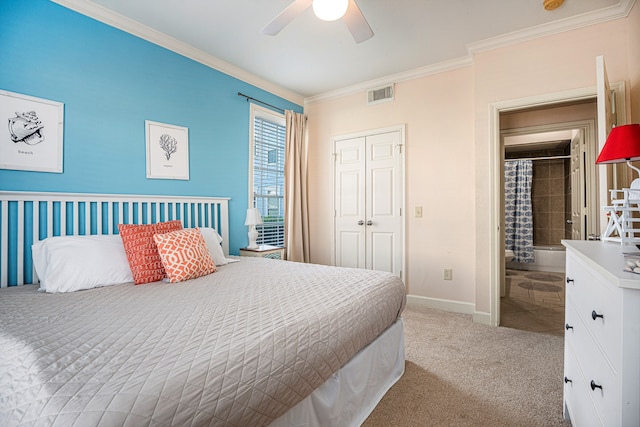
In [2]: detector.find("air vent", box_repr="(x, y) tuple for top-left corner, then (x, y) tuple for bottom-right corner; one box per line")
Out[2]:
(367, 84), (394, 105)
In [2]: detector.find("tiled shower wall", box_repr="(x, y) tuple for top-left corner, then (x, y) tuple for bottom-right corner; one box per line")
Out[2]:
(506, 147), (572, 246)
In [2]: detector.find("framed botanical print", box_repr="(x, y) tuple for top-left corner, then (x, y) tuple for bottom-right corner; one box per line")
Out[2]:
(145, 120), (189, 180)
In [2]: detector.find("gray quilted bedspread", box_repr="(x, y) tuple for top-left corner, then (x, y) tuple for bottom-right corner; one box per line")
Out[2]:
(0, 258), (405, 426)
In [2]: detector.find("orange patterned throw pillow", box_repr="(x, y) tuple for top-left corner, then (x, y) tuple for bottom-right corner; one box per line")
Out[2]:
(153, 228), (217, 283)
(118, 220), (183, 284)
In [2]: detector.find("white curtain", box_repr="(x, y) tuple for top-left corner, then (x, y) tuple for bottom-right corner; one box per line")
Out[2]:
(284, 110), (310, 262)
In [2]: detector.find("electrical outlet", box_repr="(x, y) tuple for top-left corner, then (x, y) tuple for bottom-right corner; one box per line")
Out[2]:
(444, 268), (453, 280)
(415, 206), (423, 218)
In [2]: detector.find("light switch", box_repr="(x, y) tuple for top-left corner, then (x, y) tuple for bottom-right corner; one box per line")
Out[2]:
(415, 206), (423, 218)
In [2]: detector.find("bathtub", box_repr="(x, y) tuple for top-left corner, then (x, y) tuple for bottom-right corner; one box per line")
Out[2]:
(506, 245), (566, 273)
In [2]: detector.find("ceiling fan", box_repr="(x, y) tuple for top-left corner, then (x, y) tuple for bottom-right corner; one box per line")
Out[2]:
(262, 0), (374, 43)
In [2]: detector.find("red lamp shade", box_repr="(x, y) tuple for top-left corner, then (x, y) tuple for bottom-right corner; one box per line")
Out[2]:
(596, 124), (640, 164)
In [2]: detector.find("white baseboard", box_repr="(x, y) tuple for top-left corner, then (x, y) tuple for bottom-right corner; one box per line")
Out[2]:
(406, 294), (492, 326)
(472, 311), (492, 325)
(406, 294), (474, 314)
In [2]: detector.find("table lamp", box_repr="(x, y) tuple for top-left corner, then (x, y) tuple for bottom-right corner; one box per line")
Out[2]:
(596, 124), (640, 177)
(245, 208), (263, 249)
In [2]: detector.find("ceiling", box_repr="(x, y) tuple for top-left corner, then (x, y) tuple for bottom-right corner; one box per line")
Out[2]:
(504, 130), (573, 154)
(54, 0), (632, 103)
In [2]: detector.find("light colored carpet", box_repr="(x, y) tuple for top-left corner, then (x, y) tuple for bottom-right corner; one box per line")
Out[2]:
(363, 305), (571, 426)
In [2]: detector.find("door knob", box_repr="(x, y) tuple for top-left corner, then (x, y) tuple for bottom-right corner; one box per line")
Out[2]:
(366, 220), (373, 226)
(357, 220), (364, 226)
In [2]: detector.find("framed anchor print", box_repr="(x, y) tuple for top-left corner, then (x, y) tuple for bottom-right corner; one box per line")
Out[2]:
(0, 90), (64, 173)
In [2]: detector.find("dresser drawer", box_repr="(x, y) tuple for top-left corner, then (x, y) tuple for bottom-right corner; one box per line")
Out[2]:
(565, 300), (620, 425)
(564, 343), (602, 427)
(565, 252), (622, 369)
(563, 242), (640, 427)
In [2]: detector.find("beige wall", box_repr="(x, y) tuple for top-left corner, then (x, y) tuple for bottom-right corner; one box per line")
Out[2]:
(305, 2), (639, 320)
(500, 102), (597, 130)
(306, 66), (476, 306)
(473, 10), (636, 315)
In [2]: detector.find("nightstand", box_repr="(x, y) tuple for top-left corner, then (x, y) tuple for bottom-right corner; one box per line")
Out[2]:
(239, 245), (285, 260)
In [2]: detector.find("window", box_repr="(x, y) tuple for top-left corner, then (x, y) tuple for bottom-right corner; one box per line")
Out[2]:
(250, 105), (285, 247)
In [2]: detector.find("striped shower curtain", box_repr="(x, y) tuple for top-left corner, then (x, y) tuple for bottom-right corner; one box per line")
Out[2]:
(504, 160), (534, 263)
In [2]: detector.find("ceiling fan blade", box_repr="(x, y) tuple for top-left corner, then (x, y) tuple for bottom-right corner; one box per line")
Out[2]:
(343, 0), (374, 43)
(262, 0), (313, 36)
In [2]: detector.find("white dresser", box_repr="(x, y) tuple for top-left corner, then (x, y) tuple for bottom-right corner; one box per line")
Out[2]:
(562, 240), (640, 426)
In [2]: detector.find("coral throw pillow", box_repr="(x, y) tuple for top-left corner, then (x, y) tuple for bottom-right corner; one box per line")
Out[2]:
(118, 220), (183, 284)
(154, 228), (217, 283)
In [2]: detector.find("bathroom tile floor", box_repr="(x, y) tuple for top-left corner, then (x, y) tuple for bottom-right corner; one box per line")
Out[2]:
(500, 268), (565, 336)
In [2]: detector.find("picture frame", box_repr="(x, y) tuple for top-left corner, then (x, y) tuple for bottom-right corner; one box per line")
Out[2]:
(0, 90), (64, 173)
(145, 120), (189, 180)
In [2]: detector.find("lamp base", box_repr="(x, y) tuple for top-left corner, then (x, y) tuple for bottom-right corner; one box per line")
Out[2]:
(247, 228), (259, 249)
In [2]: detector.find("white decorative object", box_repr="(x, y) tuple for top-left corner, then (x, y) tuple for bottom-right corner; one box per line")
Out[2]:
(0, 90), (64, 173)
(601, 184), (640, 243)
(596, 124), (640, 243)
(145, 120), (189, 180)
(562, 240), (640, 427)
(244, 208), (263, 249)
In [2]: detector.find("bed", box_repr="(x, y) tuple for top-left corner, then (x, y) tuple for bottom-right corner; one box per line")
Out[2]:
(0, 191), (406, 426)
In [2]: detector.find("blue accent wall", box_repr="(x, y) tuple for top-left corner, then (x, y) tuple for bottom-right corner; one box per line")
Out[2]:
(0, 0), (302, 254)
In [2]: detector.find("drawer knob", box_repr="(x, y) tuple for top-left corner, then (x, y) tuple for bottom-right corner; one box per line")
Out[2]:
(590, 380), (603, 391)
(565, 323), (573, 331)
(566, 277), (574, 284)
(591, 310), (604, 321)
(564, 376), (572, 384)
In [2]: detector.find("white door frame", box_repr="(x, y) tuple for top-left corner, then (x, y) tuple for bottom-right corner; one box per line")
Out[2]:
(499, 119), (597, 299)
(501, 119), (598, 238)
(331, 124), (406, 279)
(489, 84), (626, 327)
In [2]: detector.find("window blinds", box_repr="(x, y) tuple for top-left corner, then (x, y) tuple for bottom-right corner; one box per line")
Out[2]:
(253, 116), (285, 246)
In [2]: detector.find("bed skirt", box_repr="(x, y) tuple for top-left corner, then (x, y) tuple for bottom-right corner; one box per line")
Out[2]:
(271, 318), (405, 426)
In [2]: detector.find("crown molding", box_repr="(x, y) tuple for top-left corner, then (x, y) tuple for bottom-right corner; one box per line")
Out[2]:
(51, 0), (305, 106)
(304, 55), (474, 106)
(306, 0), (636, 105)
(52, 0), (635, 108)
(467, 0), (636, 54)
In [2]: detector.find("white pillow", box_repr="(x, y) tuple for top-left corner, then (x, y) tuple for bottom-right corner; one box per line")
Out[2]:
(199, 227), (229, 266)
(32, 234), (134, 293)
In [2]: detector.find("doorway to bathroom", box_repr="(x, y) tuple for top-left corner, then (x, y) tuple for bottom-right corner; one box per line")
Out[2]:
(499, 101), (599, 334)
(487, 72), (629, 326)
(489, 59), (628, 328)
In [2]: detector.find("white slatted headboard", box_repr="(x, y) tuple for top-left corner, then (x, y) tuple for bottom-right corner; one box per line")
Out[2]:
(0, 191), (230, 287)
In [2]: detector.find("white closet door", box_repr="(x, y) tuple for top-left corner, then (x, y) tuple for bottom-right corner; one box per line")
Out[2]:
(334, 130), (403, 277)
(365, 131), (403, 275)
(334, 136), (366, 269)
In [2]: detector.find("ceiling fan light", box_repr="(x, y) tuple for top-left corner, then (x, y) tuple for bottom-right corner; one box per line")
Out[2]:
(313, 0), (349, 21)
